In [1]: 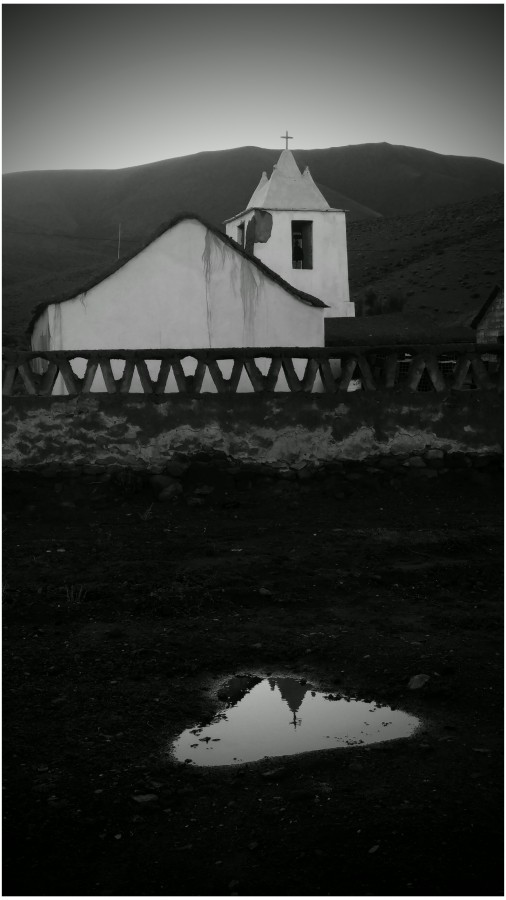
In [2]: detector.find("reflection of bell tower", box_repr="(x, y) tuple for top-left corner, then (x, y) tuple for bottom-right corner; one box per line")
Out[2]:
(269, 677), (309, 729)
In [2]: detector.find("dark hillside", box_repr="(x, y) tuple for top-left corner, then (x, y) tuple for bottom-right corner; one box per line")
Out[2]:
(347, 192), (503, 325)
(300, 143), (503, 216)
(3, 143), (502, 237)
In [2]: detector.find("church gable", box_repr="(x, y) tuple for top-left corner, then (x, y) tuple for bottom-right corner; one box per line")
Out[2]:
(30, 215), (325, 353)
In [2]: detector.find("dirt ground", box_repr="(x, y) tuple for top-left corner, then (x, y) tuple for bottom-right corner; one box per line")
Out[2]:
(3, 463), (503, 897)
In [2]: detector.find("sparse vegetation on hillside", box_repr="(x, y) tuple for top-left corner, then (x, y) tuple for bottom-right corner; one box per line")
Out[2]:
(355, 288), (407, 317)
(347, 192), (503, 325)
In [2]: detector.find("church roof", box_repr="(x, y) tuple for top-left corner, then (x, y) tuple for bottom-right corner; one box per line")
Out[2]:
(227, 150), (333, 220)
(27, 212), (326, 334)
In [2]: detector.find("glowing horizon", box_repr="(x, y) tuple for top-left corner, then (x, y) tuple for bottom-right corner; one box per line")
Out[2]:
(3, 4), (503, 174)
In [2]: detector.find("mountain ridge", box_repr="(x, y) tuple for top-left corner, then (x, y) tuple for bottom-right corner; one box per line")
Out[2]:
(4, 142), (502, 234)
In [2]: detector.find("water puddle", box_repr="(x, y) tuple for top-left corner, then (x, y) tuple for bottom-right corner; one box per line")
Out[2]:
(171, 675), (420, 767)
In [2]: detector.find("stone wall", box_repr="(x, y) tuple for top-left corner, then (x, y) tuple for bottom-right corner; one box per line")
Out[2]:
(3, 391), (503, 477)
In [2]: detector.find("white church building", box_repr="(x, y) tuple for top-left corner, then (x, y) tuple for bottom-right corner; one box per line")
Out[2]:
(29, 142), (354, 391)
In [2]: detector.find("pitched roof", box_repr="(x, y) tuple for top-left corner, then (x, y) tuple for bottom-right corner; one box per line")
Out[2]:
(27, 212), (326, 335)
(226, 150), (334, 221)
(469, 284), (503, 329)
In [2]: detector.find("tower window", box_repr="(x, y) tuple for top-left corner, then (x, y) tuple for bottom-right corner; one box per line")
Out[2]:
(237, 222), (245, 247)
(292, 221), (313, 269)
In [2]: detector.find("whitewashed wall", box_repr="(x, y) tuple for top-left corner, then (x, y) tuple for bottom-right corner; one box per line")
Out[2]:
(226, 209), (354, 319)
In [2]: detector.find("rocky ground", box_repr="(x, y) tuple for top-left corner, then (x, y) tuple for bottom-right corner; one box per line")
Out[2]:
(3, 462), (503, 896)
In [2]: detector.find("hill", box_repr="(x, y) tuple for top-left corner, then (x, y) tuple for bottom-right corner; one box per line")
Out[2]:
(2, 143), (503, 346)
(346, 192), (503, 326)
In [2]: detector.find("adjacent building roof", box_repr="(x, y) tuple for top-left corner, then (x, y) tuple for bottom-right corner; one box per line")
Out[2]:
(469, 284), (504, 329)
(324, 313), (476, 347)
(225, 150), (339, 222)
(27, 213), (326, 335)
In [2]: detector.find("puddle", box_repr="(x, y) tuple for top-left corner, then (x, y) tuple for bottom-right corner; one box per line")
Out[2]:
(170, 675), (420, 767)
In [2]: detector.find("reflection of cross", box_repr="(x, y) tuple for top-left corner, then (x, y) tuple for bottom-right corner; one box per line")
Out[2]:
(280, 130), (293, 149)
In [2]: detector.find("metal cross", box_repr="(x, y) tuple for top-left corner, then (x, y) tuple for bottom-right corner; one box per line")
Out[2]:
(280, 130), (293, 149)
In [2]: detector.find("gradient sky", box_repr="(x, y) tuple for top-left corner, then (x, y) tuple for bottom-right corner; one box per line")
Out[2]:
(2, 3), (504, 173)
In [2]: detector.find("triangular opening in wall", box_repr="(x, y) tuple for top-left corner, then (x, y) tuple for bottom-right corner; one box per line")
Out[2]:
(216, 359), (234, 380)
(281, 357), (320, 392)
(236, 366), (255, 392)
(206, 358), (243, 393)
(96, 357), (138, 393)
(243, 357), (282, 391)
(275, 368), (291, 392)
(163, 366), (180, 393)
(251, 357), (271, 377)
(132, 358), (171, 394)
(146, 359), (163, 383)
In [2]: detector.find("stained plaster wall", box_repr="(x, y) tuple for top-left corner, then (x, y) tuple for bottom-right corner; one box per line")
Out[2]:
(226, 209), (353, 319)
(4, 391), (502, 474)
(31, 219), (323, 393)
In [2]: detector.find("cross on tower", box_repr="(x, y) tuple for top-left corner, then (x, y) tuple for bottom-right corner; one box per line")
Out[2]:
(280, 130), (293, 150)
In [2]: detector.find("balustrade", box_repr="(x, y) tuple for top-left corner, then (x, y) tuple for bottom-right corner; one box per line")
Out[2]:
(3, 344), (503, 396)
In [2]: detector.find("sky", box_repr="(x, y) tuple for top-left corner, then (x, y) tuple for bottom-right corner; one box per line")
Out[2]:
(2, 3), (504, 173)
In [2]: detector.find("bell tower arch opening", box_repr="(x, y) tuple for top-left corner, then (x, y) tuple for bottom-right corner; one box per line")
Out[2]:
(291, 221), (313, 269)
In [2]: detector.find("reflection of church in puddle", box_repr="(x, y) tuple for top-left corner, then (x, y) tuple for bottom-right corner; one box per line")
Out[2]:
(269, 678), (311, 729)
(218, 675), (314, 728)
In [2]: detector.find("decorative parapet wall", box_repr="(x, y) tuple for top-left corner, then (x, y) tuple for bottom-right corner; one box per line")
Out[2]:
(3, 345), (503, 475)
(3, 344), (504, 396)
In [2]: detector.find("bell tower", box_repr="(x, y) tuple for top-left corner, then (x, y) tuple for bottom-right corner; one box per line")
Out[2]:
(225, 136), (354, 318)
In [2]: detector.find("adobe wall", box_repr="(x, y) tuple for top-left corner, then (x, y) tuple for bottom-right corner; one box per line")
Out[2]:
(3, 391), (503, 476)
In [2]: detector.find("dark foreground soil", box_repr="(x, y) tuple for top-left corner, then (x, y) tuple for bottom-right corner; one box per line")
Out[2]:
(3, 464), (504, 896)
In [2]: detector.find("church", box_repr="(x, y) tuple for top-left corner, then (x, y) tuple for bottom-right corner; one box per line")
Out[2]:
(30, 139), (354, 362)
